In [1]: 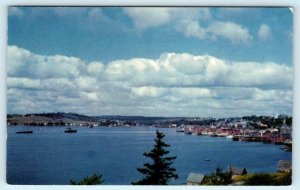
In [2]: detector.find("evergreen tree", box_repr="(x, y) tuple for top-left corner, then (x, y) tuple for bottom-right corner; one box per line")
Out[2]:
(132, 130), (178, 185)
(70, 173), (104, 185)
(209, 166), (232, 185)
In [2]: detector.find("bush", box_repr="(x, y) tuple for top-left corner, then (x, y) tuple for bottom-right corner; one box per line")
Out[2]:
(202, 166), (232, 185)
(244, 173), (273, 185)
(243, 172), (291, 185)
(273, 172), (292, 185)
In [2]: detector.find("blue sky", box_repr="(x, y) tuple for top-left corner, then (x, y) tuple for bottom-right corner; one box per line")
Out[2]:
(8, 7), (292, 64)
(7, 7), (293, 117)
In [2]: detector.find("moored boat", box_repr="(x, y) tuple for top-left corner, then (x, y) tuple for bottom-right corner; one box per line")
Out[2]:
(226, 135), (233, 139)
(274, 141), (284, 145)
(176, 127), (185, 132)
(197, 131), (202, 135)
(280, 146), (292, 152)
(232, 136), (239, 141)
(64, 127), (77, 133)
(16, 130), (33, 134)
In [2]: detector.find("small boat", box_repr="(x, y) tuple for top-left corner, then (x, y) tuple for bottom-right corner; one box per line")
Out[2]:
(274, 141), (284, 145)
(176, 127), (185, 132)
(16, 130), (33, 134)
(280, 146), (292, 152)
(197, 132), (202, 135)
(232, 136), (239, 141)
(64, 127), (77, 133)
(204, 158), (211, 161)
(262, 139), (272, 144)
(226, 135), (233, 139)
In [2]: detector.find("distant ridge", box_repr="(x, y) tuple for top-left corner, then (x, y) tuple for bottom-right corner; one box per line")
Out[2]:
(7, 112), (292, 127)
(8, 112), (189, 121)
(7, 112), (191, 126)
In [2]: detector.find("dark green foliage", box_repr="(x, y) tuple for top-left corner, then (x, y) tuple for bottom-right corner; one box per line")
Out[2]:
(7, 114), (21, 118)
(132, 130), (178, 185)
(244, 172), (291, 185)
(274, 118), (283, 126)
(242, 115), (293, 129)
(273, 172), (292, 185)
(244, 173), (273, 185)
(202, 166), (232, 185)
(247, 122), (260, 129)
(286, 117), (292, 126)
(70, 174), (104, 185)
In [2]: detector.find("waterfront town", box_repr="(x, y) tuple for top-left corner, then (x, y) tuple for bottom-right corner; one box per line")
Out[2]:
(7, 112), (292, 151)
(174, 116), (292, 150)
(6, 6), (293, 186)
(7, 112), (292, 185)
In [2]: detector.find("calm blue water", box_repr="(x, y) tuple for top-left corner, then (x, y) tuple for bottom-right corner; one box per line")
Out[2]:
(7, 126), (292, 185)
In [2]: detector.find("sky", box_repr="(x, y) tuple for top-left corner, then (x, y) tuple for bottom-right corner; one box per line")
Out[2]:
(7, 6), (293, 117)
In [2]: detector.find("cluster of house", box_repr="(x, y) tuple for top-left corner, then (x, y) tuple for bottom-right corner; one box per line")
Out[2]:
(186, 160), (292, 185)
(8, 119), (137, 128)
(186, 165), (248, 185)
(176, 121), (292, 147)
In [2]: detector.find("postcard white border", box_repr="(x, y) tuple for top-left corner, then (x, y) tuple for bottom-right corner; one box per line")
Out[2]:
(0, 1), (299, 190)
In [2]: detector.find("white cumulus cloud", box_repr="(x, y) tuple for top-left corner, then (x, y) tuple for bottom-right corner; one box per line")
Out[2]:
(7, 45), (292, 117)
(7, 77), (41, 89)
(7, 45), (86, 79)
(123, 8), (171, 31)
(206, 21), (253, 44)
(175, 19), (206, 39)
(131, 86), (167, 98)
(123, 7), (211, 31)
(87, 61), (105, 76)
(123, 7), (252, 44)
(258, 24), (271, 40)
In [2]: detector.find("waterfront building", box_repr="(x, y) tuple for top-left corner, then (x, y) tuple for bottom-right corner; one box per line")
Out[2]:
(186, 173), (206, 185)
(277, 160), (292, 173)
(228, 165), (247, 179)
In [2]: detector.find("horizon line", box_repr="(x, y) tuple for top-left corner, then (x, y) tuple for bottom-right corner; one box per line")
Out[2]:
(6, 112), (292, 118)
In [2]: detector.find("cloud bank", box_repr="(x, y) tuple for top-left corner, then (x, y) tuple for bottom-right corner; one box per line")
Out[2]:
(7, 45), (292, 117)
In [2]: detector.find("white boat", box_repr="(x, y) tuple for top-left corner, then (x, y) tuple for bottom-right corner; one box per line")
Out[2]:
(226, 135), (233, 138)
(176, 127), (185, 132)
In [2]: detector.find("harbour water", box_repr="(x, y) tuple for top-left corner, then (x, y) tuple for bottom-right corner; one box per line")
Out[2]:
(7, 126), (292, 185)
